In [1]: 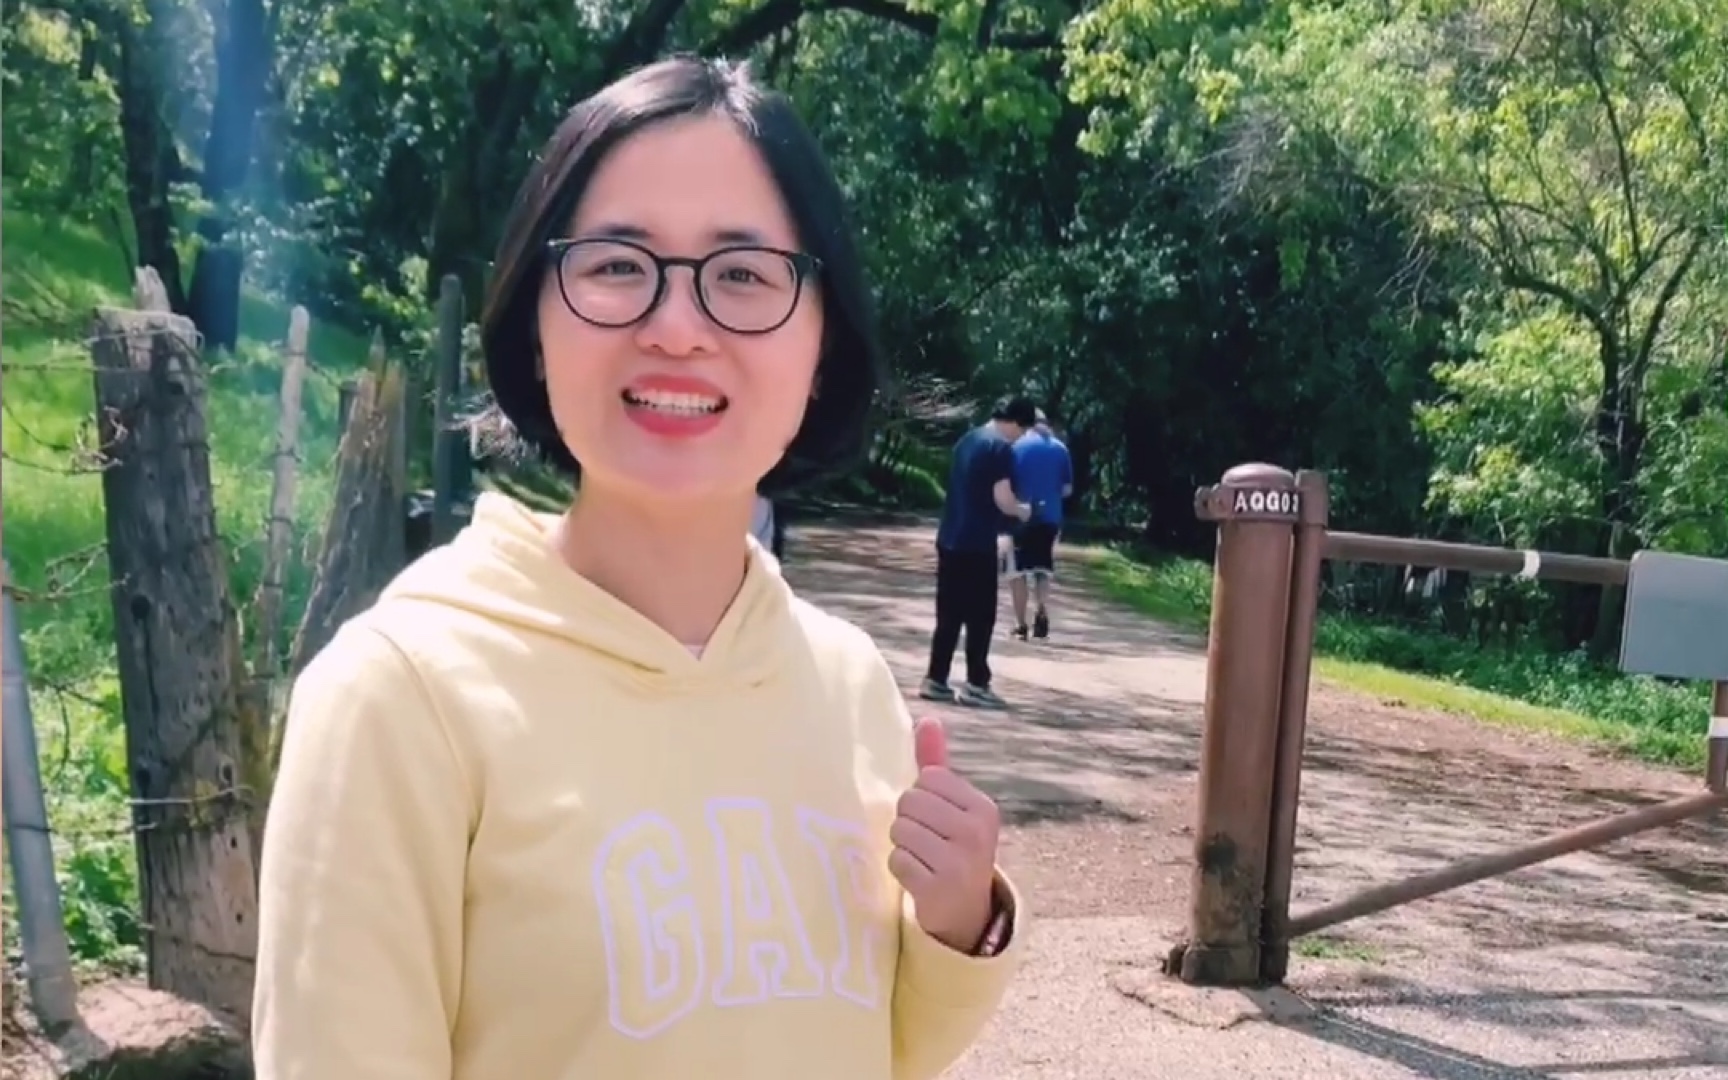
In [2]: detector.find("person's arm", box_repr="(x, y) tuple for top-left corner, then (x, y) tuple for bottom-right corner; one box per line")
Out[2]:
(859, 655), (1025, 1080)
(990, 443), (1031, 523)
(253, 623), (475, 1080)
(992, 477), (1029, 521)
(1060, 446), (1074, 499)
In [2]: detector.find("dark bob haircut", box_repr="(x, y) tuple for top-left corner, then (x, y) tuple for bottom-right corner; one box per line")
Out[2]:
(479, 56), (886, 496)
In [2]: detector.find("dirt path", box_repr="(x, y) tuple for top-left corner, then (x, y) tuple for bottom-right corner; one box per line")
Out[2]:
(784, 520), (1728, 1079)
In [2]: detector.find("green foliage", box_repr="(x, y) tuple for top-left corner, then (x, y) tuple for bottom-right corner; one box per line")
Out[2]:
(1, 8), (128, 228)
(1253, 0), (1728, 557)
(1419, 311), (1603, 544)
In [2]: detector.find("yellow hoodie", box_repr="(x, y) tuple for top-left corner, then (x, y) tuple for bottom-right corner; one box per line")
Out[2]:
(253, 493), (1024, 1080)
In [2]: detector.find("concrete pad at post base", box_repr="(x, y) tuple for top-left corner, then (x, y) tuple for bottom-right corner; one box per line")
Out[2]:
(1110, 968), (1316, 1029)
(942, 918), (1443, 1080)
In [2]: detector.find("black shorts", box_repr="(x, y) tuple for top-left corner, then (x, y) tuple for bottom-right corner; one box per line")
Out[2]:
(1012, 522), (1059, 576)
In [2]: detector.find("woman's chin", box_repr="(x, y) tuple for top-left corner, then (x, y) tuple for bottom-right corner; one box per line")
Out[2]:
(582, 459), (756, 508)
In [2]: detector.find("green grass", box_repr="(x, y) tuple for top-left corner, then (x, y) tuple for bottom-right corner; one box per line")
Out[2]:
(1291, 935), (1384, 964)
(1077, 544), (1711, 771)
(3, 210), (372, 966)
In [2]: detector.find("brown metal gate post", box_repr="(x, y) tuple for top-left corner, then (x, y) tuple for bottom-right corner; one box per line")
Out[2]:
(1169, 464), (1300, 986)
(1259, 470), (1329, 983)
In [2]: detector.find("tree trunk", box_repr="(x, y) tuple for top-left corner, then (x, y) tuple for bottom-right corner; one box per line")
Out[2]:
(186, 0), (273, 351)
(424, 56), (543, 310)
(90, 273), (259, 1023)
(112, 14), (188, 314)
(1587, 340), (1646, 658)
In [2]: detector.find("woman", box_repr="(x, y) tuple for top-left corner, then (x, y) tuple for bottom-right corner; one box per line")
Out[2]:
(253, 57), (1024, 1080)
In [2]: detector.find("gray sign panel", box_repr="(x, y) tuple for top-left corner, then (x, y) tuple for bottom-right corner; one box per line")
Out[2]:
(1620, 551), (1728, 681)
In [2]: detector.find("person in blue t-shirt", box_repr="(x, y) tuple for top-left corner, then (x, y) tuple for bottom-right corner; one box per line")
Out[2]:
(922, 396), (1037, 708)
(1008, 412), (1074, 640)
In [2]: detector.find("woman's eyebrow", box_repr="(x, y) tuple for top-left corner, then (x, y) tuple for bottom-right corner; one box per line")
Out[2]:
(709, 227), (768, 246)
(580, 222), (652, 242)
(576, 223), (774, 247)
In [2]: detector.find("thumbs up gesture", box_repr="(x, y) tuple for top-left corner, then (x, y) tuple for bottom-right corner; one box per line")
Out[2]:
(888, 718), (1003, 953)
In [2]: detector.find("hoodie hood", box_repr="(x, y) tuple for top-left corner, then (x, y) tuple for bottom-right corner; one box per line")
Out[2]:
(380, 492), (794, 691)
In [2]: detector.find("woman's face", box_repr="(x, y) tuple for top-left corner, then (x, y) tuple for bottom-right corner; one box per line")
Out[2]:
(537, 113), (824, 504)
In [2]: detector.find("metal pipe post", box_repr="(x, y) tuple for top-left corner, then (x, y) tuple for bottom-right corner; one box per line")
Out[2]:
(1323, 532), (1627, 587)
(1287, 789), (1728, 939)
(1709, 681), (1727, 794)
(1171, 464), (1299, 986)
(1, 558), (81, 1032)
(1259, 470), (1329, 983)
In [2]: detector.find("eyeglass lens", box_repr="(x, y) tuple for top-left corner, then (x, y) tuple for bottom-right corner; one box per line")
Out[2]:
(558, 240), (802, 333)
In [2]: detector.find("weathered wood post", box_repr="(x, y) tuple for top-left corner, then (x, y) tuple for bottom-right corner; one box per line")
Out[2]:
(90, 269), (258, 1020)
(338, 378), (358, 431)
(252, 305), (310, 675)
(1165, 463), (1300, 986)
(284, 341), (409, 689)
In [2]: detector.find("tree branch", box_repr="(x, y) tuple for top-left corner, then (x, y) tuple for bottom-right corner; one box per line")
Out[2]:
(1628, 230), (1703, 382)
(1576, 17), (1643, 261)
(601, 0), (693, 80)
(705, 0), (1057, 59)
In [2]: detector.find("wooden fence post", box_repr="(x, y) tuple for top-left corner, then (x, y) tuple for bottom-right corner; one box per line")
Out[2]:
(338, 379), (358, 435)
(285, 347), (409, 687)
(252, 306), (310, 675)
(90, 268), (258, 1021)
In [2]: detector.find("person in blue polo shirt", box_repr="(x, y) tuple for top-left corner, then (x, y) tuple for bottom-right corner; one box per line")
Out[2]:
(922, 396), (1036, 707)
(1009, 411), (1073, 640)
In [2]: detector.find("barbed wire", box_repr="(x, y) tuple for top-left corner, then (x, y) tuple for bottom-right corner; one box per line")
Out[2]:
(20, 785), (257, 843)
(1, 340), (356, 386)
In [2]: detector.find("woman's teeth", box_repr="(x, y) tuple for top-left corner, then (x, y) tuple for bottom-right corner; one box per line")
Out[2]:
(622, 389), (726, 414)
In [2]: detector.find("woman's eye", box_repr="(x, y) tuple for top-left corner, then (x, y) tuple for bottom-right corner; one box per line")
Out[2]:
(590, 260), (645, 277)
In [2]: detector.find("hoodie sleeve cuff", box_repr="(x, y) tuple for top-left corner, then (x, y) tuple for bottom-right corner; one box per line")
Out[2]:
(897, 870), (1026, 1006)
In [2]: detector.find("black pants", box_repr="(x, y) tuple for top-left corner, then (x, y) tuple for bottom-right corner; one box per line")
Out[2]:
(926, 546), (1000, 688)
(1012, 522), (1059, 576)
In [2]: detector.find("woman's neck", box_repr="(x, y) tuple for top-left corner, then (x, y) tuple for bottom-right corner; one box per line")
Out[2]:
(554, 487), (755, 648)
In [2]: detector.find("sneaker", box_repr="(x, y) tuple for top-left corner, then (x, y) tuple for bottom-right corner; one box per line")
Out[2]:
(1011, 624), (1029, 641)
(919, 678), (956, 703)
(1033, 610), (1049, 640)
(956, 683), (1008, 709)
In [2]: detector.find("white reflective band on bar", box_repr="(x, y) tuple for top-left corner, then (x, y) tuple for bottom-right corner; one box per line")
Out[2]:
(1710, 715), (1728, 739)
(1517, 550), (1541, 579)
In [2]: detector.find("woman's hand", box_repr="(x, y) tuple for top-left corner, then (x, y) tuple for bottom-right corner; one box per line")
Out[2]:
(888, 718), (1003, 953)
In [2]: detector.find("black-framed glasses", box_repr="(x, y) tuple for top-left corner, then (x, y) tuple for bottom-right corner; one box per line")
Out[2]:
(546, 238), (822, 335)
